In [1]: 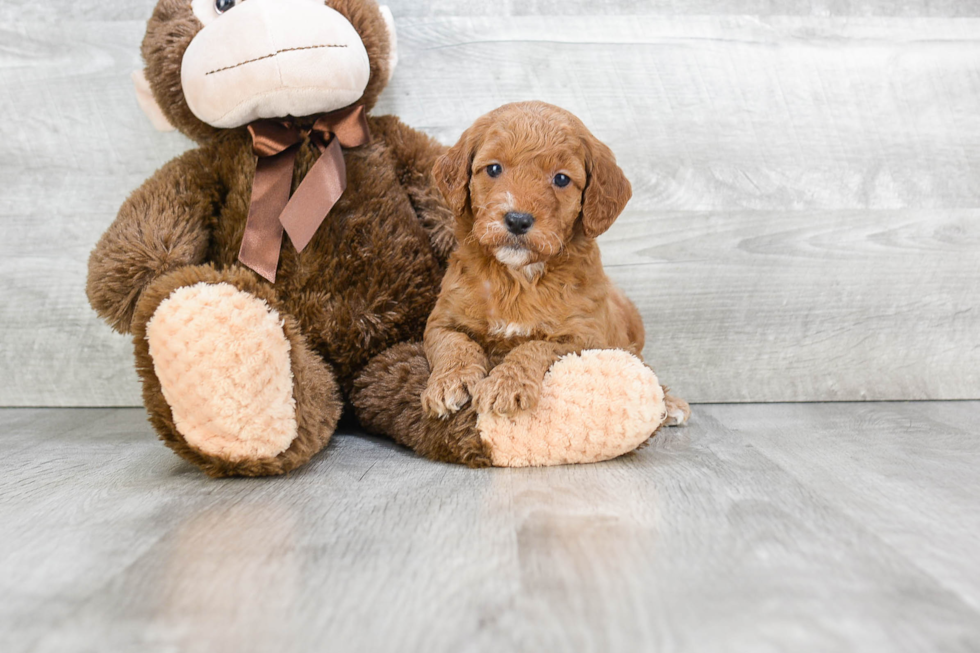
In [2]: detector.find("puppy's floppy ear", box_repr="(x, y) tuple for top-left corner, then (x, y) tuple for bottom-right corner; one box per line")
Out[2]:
(434, 122), (482, 216)
(581, 134), (632, 238)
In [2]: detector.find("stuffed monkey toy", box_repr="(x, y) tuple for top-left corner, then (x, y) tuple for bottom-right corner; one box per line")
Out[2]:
(87, 0), (672, 477)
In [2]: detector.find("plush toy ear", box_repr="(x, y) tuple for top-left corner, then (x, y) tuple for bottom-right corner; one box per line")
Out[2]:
(132, 69), (175, 132)
(433, 126), (480, 217)
(581, 135), (631, 238)
(378, 6), (398, 81)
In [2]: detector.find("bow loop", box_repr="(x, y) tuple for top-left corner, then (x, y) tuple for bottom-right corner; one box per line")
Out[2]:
(247, 120), (305, 157)
(312, 105), (372, 150)
(238, 105), (371, 282)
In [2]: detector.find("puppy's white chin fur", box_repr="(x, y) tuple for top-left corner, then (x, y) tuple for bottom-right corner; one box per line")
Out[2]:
(495, 246), (531, 267)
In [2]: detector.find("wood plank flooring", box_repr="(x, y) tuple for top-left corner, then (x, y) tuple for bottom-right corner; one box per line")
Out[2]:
(2, 403), (978, 653)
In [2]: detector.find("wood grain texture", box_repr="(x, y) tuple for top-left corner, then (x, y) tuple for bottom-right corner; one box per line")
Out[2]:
(390, 1), (980, 17)
(711, 401), (980, 611)
(2, 403), (979, 652)
(607, 209), (980, 401)
(0, 21), (192, 406)
(7, 0), (980, 21)
(1, 10), (979, 404)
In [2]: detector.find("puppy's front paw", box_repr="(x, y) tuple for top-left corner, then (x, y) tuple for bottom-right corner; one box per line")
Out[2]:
(473, 364), (542, 416)
(421, 366), (486, 418)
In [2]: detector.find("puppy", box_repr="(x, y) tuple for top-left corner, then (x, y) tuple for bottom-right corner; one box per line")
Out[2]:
(422, 101), (690, 426)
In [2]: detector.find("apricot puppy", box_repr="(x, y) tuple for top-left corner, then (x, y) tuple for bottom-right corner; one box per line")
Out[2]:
(422, 101), (690, 425)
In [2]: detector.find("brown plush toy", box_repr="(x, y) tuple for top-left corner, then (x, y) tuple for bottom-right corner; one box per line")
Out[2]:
(88, 0), (673, 477)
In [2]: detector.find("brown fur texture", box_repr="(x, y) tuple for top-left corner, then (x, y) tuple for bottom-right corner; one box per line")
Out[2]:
(351, 342), (492, 467)
(88, 117), (450, 390)
(88, 0), (467, 475)
(421, 102), (648, 418)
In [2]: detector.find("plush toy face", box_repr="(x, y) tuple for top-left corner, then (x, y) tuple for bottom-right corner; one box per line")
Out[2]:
(138, 0), (397, 141)
(183, 0), (370, 128)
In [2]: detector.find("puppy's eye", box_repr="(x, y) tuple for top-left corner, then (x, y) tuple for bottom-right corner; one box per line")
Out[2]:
(214, 0), (237, 14)
(486, 164), (503, 178)
(553, 173), (571, 188)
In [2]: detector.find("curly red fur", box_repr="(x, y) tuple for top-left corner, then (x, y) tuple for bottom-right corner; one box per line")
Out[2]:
(421, 102), (645, 417)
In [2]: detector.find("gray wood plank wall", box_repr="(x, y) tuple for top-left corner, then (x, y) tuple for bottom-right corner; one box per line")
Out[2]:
(1, 1), (978, 406)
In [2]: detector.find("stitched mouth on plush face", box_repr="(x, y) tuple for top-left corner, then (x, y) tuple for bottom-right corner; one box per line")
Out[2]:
(204, 44), (349, 76)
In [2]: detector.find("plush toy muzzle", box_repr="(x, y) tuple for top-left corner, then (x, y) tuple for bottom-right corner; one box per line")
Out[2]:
(181, 0), (372, 128)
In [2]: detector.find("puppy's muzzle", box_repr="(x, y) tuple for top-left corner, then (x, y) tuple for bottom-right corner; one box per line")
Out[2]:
(504, 212), (534, 236)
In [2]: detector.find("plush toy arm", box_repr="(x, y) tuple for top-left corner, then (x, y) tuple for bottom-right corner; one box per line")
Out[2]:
(371, 115), (456, 263)
(87, 147), (220, 334)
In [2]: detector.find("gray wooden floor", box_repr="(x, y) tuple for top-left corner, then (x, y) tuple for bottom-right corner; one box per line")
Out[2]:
(2, 403), (978, 653)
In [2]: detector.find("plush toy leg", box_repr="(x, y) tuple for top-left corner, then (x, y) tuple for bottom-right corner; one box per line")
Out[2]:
(350, 343), (492, 467)
(351, 343), (667, 467)
(131, 265), (342, 477)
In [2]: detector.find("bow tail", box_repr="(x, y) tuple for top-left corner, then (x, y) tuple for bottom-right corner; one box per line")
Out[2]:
(238, 148), (297, 282)
(278, 137), (348, 253)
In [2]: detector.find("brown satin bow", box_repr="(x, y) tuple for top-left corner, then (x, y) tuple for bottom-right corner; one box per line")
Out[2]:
(238, 104), (371, 282)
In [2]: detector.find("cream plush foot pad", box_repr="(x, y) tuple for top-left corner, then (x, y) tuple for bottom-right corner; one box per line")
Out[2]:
(146, 282), (298, 461)
(477, 349), (667, 467)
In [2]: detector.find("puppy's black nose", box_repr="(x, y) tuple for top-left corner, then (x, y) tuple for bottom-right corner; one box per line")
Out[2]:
(504, 212), (535, 235)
